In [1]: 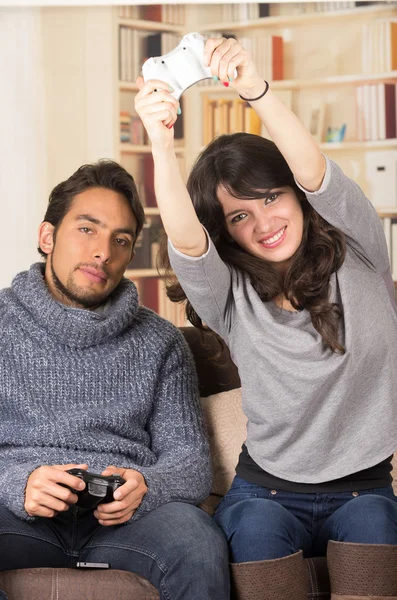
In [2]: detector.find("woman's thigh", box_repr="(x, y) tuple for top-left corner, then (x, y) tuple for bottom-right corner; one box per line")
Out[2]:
(314, 487), (397, 555)
(213, 476), (312, 561)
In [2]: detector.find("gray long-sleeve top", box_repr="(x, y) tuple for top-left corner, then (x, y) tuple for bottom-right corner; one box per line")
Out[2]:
(169, 156), (397, 483)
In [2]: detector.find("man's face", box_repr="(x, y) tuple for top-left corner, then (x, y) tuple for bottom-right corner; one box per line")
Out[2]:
(40, 187), (137, 309)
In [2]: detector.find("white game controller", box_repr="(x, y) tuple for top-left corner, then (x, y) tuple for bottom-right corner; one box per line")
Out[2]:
(142, 32), (213, 100)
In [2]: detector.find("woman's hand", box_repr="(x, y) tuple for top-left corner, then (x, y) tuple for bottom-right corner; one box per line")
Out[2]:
(204, 37), (265, 99)
(135, 77), (180, 149)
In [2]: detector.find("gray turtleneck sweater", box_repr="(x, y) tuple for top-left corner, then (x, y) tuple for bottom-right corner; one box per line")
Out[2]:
(0, 264), (210, 521)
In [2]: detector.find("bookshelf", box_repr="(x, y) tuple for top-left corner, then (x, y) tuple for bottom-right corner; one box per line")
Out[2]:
(116, 5), (187, 326)
(115, 2), (397, 319)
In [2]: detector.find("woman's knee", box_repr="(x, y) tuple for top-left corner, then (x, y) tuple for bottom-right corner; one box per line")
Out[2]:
(215, 498), (305, 561)
(334, 494), (397, 544)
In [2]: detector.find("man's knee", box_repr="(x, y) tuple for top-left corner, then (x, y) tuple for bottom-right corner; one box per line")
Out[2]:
(155, 502), (228, 560)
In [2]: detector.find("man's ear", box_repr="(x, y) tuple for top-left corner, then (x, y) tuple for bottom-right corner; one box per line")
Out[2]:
(38, 222), (55, 256)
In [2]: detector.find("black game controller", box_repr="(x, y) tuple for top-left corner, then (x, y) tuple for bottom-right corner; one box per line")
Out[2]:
(62, 468), (126, 510)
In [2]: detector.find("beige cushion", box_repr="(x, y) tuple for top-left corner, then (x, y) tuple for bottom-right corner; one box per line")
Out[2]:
(200, 388), (397, 513)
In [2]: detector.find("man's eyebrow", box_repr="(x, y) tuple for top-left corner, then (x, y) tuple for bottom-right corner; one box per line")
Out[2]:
(75, 214), (136, 238)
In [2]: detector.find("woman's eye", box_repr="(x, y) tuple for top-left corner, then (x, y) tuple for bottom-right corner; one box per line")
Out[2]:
(265, 192), (279, 204)
(231, 213), (247, 224)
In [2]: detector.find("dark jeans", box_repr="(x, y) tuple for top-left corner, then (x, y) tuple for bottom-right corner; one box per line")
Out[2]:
(214, 475), (397, 562)
(0, 502), (230, 600)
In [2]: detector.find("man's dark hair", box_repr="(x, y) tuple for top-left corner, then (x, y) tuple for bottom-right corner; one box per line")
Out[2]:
(38, 159), (145, 258)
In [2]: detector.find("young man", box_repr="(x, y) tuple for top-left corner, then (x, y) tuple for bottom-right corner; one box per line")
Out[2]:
(0, 160), (229, 599)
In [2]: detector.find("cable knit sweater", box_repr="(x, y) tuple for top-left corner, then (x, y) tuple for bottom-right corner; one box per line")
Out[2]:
(0, 263), (211, 521)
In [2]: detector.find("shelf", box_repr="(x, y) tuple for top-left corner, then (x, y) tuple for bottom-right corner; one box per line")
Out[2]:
(118, 18), (184, 33)
(199, 71), (397, 93)
(120, 144), (185, 155)
(377, 210), (397, 218)
(200, 4), (397, 32)
(125, 268), (165, 279)
(320, 139), (397, 151)
(144, 207), (160, 216)
(119, 81), (139, 92)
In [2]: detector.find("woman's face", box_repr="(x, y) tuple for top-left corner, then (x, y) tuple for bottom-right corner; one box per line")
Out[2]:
(217, 184), (304, 272)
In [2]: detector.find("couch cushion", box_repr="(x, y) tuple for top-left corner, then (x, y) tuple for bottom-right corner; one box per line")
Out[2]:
(0, 568), (159, 600)
(199, 388), (246, 514)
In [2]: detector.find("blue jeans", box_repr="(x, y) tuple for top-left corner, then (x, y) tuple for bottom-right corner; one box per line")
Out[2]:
(214, 475), (397, 562)
(0, 502), (229, 600)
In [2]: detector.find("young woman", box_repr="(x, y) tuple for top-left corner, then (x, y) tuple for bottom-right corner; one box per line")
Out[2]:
(135, 37), (397, 600)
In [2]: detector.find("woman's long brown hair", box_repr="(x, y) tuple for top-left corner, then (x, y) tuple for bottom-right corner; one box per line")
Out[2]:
(160, 133), (346, 353)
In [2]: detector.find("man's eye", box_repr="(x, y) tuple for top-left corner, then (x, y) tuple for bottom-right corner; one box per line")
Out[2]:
(116, 238), (128, 246)
(231, 213), (247, 224)
(80, 227), (92, 234)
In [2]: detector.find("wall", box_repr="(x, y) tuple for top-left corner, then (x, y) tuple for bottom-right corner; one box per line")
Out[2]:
(0, 8), (48, 287)
(0, 5), (117, 288)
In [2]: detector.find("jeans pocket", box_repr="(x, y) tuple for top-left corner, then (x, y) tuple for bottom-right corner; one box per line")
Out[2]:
(214, 492), (259, 517)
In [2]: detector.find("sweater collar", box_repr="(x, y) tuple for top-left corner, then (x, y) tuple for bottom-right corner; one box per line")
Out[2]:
(11, 263), (139, 348)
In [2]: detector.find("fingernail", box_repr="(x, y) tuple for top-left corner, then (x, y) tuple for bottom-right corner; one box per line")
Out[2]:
(114, 491), (121, 500)
(212, 75), (219, 82)
(168, 85), (174, 92)
(78, 482), (85, 490)
(166, 124), (174, 129)
(177, 107), (181, 115)
(228, 77), (233, 82)
(223, 81), (229, 87)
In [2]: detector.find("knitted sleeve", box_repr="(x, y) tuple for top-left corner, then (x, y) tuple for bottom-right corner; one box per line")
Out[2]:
(0, 461), (39, 521)
(132, 329), (212, 521)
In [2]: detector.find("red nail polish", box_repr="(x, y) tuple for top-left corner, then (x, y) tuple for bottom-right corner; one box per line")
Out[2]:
(223, 81), (229, 87)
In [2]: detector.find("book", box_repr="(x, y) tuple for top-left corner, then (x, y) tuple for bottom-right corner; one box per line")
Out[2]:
(142, 155), (156, 207)
(141, 278), (159, 313)
(383, 217), (392, 264)
(272, 35), (284, 81)
(129, 223), (152, 270)
(391, 220), (397, 281)
(244, 104), (262, 135)
(385, 83), (397, 139)
(141, 5), (162, 22)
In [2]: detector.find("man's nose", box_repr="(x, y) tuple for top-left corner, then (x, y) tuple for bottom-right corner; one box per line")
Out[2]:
(93, 240), (111, 264)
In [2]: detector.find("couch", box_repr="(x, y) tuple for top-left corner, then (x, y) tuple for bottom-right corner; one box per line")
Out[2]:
(0, 326), (395, 600)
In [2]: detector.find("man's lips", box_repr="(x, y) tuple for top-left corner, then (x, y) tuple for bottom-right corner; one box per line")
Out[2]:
(79, 267), (108, 283)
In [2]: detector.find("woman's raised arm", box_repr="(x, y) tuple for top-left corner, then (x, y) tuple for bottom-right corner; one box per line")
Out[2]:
(135, 78), (208, 257)
(202, 37), (326, 192)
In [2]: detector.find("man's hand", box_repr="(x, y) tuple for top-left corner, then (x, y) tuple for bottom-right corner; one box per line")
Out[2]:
(24, 463), (88, 518)
(94, 466), (148, 526)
